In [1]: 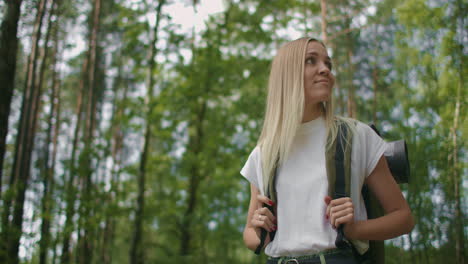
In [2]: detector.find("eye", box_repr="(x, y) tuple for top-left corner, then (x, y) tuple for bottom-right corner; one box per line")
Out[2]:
(305, 57), (316, 64)
(326, 61), (333, 70)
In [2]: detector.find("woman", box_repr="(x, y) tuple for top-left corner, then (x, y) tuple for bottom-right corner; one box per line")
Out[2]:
(240, 37), (414, 263)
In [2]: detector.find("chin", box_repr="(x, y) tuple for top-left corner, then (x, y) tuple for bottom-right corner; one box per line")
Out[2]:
(306, 93), (331, 104)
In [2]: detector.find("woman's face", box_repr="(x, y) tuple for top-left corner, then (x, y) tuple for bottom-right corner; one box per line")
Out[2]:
(303, 41), (334, 106)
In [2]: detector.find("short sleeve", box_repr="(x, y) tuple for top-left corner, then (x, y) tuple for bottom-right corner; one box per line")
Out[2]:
(355, 122), (387, 178)
(240, 146), (261, 191)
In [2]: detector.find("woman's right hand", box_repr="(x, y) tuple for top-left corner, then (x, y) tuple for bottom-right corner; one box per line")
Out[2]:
(243, 184), (277, 251)
(250, 195), (277, 233)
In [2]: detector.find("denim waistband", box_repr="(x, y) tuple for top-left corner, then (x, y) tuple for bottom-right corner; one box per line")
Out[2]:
(266, 247), (355, 264)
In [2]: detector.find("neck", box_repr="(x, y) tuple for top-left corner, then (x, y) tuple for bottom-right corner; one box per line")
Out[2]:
(302, 103), (322, 123)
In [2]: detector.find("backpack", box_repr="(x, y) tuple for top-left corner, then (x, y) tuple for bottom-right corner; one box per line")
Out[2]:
(255, 119), (410, 264)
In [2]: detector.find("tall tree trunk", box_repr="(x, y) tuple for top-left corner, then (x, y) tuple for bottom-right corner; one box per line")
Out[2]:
(101, 48), (127, 264)
(452, 3), (465, 263)
(320, 0), (328, 45)
(39, 1), (59, 262)
(130, 1), (165, 263)
(78, 0), (102, 262)
(301, 0), (308, 35)
(60, 57), (87, 263)
(0, 0), (47, 263)
(50, 79), (61, 264)
(346, 29), (356, 118)
(0, 0), (23, 198)
(372, 66), (378, 125)
(372, 25), (380, 125)
(180, 99), (207, 256)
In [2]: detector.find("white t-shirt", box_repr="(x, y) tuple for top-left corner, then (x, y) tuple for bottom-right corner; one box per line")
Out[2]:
(240, 116), (387, 257)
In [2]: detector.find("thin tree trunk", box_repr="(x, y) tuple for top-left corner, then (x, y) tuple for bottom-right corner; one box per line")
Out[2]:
(372, 66), (378, 125)
(180, 101), (207, 256)
(301, 0), (308, 35)
(102, 45), (128, 264)
(38, 1), (59, 262)
(50, 78), (61, 264)
(78, 0), (102, 262)
(320, 0), (328, 45)
(130, 1), (165, 263)
(372, 25), (379, 125)
(0, 0), (23, 198)
(60, 56), (87, 263)
(180, 14), (209, 256)
(345, 18), (356, 118)
(453, 3), (465, 264)
(1, 0), (47, 262)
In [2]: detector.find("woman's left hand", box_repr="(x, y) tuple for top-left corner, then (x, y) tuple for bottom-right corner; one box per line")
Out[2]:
(324, 196), (354, 230)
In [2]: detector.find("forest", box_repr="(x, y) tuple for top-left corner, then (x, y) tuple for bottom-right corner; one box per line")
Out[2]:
(0, 0), (466, 263)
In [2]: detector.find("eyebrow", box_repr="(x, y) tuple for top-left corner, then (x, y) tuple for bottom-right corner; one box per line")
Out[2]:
(305, 51), (331, 61)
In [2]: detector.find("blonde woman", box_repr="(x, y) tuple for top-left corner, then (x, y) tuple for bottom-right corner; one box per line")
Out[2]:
(240, 37), (414, 263)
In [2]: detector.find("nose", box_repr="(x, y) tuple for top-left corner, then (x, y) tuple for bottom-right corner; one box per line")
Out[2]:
(318, 62), (330, 75)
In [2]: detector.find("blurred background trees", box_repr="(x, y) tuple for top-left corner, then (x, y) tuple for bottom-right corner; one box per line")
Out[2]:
(0, 0), (466, 263)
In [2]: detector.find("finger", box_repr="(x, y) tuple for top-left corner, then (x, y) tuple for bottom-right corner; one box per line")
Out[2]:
(328, 197), (352, 218)
(252, 214), (275, 232)
(330, 201), (354, 215)
(330, 208), (354, 228)
(262, 214), (275, 231)
(335, 214), (354, 228)
(256, 194), (275, 207)
(259, 207), (276, 222)
(329, 197), (352, 207)
(331, 207), (354, 221)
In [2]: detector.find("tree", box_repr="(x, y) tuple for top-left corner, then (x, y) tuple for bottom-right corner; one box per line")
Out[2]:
(0, 0), (23, 198)
(129, 1), (166, 263)
(1, 0), (48, 262)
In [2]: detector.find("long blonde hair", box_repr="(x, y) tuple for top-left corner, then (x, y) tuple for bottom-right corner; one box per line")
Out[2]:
(257, 37), (354, 201)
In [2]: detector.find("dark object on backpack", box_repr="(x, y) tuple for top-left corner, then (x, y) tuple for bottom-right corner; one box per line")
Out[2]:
(369, 124), (409, 184)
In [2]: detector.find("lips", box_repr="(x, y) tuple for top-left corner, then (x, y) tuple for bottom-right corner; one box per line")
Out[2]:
(315, 79), (329, 83)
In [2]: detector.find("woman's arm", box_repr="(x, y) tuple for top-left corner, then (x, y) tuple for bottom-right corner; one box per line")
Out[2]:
(345, 155), (415, 240)
(243, 184), (276, 251)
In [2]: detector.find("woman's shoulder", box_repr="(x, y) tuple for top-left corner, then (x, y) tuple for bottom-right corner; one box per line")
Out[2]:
(245, 145), (261, 162)
(334, 116), (373, 133)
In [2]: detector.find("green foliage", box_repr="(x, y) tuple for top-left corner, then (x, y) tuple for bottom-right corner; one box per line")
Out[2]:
(2, 0), (465, 263)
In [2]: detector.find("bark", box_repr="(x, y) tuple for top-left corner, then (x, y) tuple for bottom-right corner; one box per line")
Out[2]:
(320, 0), (328, 45)
(0, 0), (23, 198)
(301, 0), (308, 35)
(39, 1), (59, 262)
(0, 0), (47, 262)
(78, 0), (102, 262)
(372, 66), (378, 125)
(130, 1), (165, 263)
(453, 3), (465, 264)
(100, 44), (126, 264)
(179, 3), (227, 255)
(180, 100), (207, 256)
(371, 25), (380, 125)
(60, 57), (87, 264)
(345, 16), (356, 118)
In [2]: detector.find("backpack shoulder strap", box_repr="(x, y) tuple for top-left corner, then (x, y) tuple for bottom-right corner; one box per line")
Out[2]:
(326, 120), (353, 200)
(325, 119), (354, 248)
(254, 160), (278, 255)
